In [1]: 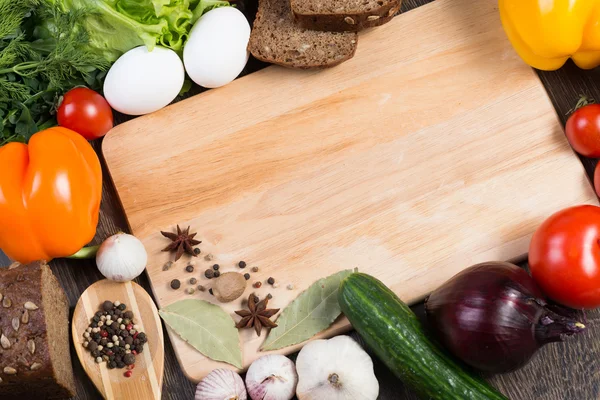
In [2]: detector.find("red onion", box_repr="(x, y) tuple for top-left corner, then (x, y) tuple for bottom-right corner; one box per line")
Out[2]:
(424, 261), (585, 373)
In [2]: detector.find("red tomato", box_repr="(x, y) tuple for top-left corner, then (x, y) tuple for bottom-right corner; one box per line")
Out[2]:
(529, 205), (600, 309)
(595, 162), (600, 199)
(57, 88), (113, 140)
(565, 104), (600, 157)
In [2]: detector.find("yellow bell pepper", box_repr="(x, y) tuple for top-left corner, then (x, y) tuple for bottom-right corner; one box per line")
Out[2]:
(499, 0), (600, 71)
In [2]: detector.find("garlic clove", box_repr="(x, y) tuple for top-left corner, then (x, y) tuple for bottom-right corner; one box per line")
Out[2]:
(96, 233), (148, 282)
(246, 355), (297, 400)
(296, 336), (379, 400)
(195, 368), (247, 400)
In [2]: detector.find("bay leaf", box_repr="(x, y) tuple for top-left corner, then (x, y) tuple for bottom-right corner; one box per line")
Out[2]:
(261, 269), (353, 351)
(159, 299), (242, 368)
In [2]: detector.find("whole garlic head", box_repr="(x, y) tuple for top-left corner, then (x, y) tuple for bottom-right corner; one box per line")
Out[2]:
(246, 355), (298, 400)
(296, 336), (379, 400)
(96, 233), (147, 282)
(196, 369), (247, 400)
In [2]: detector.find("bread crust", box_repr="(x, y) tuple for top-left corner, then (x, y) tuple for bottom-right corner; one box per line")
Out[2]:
(0, 262), (75, 400)
(291, 0), (402, 32)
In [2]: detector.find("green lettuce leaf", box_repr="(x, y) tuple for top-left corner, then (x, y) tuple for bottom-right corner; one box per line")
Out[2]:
(52, 0), (229, 62)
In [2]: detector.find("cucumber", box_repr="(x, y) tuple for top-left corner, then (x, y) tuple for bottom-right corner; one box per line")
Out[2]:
(338, 273), (507, 400)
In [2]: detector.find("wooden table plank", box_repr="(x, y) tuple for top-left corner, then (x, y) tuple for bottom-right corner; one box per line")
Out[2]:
(2, 0), (600, 398)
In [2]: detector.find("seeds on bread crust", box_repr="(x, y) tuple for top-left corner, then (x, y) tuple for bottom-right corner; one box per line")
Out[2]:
(30, 363), (42, 371)
(3, 367), (17, 375)
(367, 15), (380, 21)
(21, 310), (29, 324)
(28, 339), (36, 355)
(344, 16), (356, 24)
(12, 317), (19, 332)
(1, 334), (10, 349)
(2, 297), (11, 308)
(24, 301), (39, 311)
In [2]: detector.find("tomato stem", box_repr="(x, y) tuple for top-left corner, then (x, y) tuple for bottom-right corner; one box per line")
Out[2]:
(568, 95), (594, 114)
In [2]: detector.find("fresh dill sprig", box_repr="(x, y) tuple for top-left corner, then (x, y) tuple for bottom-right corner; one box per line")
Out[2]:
(0, 0), (109, 144)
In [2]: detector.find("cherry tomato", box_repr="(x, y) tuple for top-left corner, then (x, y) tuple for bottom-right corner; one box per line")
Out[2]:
(595, 162), (600, 199)
(529, 205), (600, 309)
(565, 104), (600, 157)
(57, 87), (113, 140)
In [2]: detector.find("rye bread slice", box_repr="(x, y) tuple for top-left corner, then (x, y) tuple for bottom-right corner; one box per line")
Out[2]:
(249, 0), (358, 69)
(291, 0), (402, 32)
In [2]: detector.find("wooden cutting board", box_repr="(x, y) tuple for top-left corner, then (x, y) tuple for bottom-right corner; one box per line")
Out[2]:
(103, 0), (597, 381)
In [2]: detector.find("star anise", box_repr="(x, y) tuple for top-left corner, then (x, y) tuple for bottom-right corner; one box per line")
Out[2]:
(160, 225), (201, 261)
(235, 294), (280, 336)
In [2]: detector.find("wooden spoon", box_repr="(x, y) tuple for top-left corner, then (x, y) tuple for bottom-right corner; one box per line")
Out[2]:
(72, 279), (165, 400)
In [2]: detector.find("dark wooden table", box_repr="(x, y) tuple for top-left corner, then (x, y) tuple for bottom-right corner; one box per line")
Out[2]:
(3, 0), (600, 398)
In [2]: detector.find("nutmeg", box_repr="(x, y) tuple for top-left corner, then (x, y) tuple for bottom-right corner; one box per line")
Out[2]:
(212, 272), (247, 303)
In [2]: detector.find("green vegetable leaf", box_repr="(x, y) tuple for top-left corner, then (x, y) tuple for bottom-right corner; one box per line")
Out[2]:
(261, 270), (353, 351)
(159, 299), (242, 368)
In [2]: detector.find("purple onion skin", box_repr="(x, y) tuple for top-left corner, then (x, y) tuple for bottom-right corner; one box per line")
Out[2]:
(424, 262), (585, 373)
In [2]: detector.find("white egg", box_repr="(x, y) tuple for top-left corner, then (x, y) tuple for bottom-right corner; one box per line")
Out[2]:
(104, 46), (185, 115)
(184, 7), (250, 88)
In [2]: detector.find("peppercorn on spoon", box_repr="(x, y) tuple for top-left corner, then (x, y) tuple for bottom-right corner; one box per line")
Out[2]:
(72, 279), (165, 400)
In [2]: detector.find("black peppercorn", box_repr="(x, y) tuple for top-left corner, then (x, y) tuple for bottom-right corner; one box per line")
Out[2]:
(123, 353), (136, 365)
(92, 316), (100, 323)
(170, 279), (181, 289)
(213, 271), (220, 278)
(108, 361), (117, 369)
(189, 277), (198, 285)
(133, 339), (140, 346)
(91, 321), (98, 328)
(244, 273), (250, 280)
(125, 336), (134, 345)
(123, 311), (134, 320)
(130, 345), (136, 351)
(121, 330), (129, 337)
(238, 261), (246, 268)
(102, 301), (113, 311)
(267, 277), (275, 285)
(88, 341), (98, 351)
(137, 332), (147, 343)
(136, 346), (144, 353)
(100, 338), (108, 346)
(186, 265), (194, 273)
(204, 269), (214, 279)
(117, 361), (125, 369)
(118, 304), (126, 311)
(110, 322), (119, 330)
(267, 293), (273, 300)
(193, 247), (201, 255)
(115, 309), (123, 316)
(212, 264), (220, 271)
(108, 310), (114, 316)
(92, 333), (101, 341)
(91, 350), (101, 358)
(95, 311), (103, 318)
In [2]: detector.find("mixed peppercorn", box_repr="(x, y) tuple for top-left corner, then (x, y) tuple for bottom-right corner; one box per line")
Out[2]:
(82, 301), (148, 377)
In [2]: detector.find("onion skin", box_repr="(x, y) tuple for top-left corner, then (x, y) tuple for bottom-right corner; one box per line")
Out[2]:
(424, 262), (585, 373)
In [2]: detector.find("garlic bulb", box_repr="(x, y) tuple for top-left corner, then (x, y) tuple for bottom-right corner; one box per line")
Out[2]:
(195, 369), (247, 400)
(246, 355), (298, 400)
(96, 233), (147, 282)
(296, 336), (379, 400)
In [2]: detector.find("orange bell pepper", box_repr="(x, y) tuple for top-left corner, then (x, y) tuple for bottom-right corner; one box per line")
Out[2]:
(0, 127), (102, 263)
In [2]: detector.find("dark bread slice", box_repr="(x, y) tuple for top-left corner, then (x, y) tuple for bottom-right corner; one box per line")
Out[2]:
(0, 261), (76, 399)
(291, 0), (402, 32)
(249, 0), (358, 69)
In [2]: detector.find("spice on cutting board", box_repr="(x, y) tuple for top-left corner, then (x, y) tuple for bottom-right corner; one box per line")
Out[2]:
(81, 301), (148, 376)
(160, 225), (201, 261)
(212, 272), (247, 303)
(235, 294), (279, 336)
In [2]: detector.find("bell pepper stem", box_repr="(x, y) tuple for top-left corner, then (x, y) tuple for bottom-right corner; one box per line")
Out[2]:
(67, 245), (100, 259)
